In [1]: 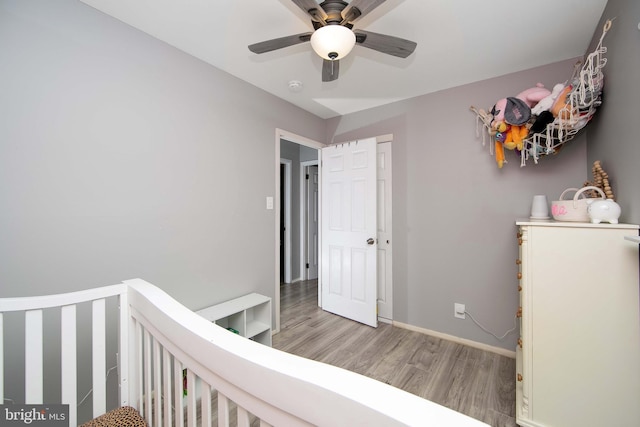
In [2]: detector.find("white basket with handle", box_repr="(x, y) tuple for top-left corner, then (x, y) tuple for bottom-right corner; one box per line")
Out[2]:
(551, 186), (606, 222)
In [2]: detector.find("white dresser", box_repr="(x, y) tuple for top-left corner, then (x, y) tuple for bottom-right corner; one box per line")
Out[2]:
(515, 220), (640, 427)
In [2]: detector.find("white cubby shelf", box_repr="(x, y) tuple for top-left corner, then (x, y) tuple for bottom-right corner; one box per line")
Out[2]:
(196, 293), (272, 346)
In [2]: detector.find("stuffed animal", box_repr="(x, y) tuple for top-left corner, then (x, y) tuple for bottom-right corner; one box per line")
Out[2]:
(529, 110), (555, 134)
(550, 85), (574, 119)
(516, 83), (551, 108)
(494, 123), (508, 168)
(490, 84), (549, 129)
(531, 83), (565, 115)
(495, 140), (505, 169)
(503, 125), (528, 151)
(491, 97), (531, 128)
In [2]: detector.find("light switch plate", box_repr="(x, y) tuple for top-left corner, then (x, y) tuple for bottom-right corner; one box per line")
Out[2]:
(266, 196), (274, 210)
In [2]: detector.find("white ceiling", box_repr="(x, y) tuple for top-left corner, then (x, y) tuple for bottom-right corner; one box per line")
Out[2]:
(79, 0), (608, 119)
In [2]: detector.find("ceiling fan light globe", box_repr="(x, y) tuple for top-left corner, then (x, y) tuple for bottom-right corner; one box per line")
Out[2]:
(310, 25), (355, 60)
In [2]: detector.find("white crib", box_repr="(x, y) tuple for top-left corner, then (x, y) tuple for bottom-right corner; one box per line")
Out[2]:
(0, 279), (488, 426)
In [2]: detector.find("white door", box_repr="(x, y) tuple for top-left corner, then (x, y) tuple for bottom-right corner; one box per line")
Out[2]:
(321, 138), (377, 327)
(376, 142), (393, 321)
(305, 165), (319, 280)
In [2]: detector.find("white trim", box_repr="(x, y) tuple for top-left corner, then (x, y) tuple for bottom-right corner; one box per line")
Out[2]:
(275, 129), (324, 333)
(280, 158), (292, 285)
(300, 160), (319, 281)
(392, 321), (516, 359)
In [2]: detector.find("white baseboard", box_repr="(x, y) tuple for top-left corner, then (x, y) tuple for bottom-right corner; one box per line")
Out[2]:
(393, 321), (516, 359)
(377, 316), (392, 325)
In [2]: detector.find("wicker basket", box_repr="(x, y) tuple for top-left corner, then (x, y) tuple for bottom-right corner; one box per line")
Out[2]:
(551, 186), (606, 222)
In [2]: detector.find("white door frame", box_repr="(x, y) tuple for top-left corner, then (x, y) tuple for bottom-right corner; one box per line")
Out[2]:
(300, 160), (319, 281)
(275, 129), (324, 333)
(280, 158), (292, 284)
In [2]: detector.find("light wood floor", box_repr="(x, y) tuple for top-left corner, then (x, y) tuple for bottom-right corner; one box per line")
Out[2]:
(273, 280), (517, 427)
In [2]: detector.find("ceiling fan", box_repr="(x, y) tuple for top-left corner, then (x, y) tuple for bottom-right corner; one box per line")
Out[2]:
(248, 0), (417, 82)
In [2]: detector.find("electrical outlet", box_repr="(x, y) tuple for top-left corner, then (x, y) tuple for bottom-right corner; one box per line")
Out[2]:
(454, 303), (466, 319)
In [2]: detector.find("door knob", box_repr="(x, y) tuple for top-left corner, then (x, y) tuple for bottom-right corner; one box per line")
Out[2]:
(367, 238), (375, 245)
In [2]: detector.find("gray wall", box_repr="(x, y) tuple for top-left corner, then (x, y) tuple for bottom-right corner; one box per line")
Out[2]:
(326, 59), (589, 350)
(0, 0), (325, 311)
(586, 0), (640, 224)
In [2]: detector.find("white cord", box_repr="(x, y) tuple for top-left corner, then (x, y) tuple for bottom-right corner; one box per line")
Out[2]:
(465, 310), (518, 341)
(77, 365), (118, 407)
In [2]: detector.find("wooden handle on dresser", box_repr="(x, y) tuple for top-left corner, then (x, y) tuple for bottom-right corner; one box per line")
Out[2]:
(516, 258), (522, 265)
(517, 272), (522, 280)
(516, 307), (522, 318)
(518, 285), (522, 292)
(518, 238), (523, 246)
(517, 373), (523, 382)
(518, 338), (523, 348)
(516, 232), (522, 238)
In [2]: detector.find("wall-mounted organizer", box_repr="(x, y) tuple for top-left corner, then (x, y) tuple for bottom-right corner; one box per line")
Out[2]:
(471, 19), (613, 168)
(196, 293), (272, 346)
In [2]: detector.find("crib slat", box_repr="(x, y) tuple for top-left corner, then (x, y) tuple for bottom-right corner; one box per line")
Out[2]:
(218, 393), (229, 427)
(135, 321), (143, 413)
(92, 298), (106, 418)
(153, 339), (162, 427)
(61, 305), (77, 427)
(201, 381), (212, 427)
(119, 290), (130, 407)
(163, 348), (172, 427)
(186, 370), (196, 427)
(25, 309), (43, 404)
(237, 407), (249, 427)
(173, 360), (184, 427)
(144, 329), (153, 424)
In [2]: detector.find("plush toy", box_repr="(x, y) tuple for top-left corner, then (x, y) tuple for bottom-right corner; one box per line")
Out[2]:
(490, 83), (550, 130)
(503, 125), (528, 151)
(494, 123), (508, 168)
(531, 83), (565, 115)
(529, 110), (555, 134)
(495, 140), (505, 169)
(516, 83), (551, 108)
(491, 97), (531, 128)
(550, 85), (574, 119)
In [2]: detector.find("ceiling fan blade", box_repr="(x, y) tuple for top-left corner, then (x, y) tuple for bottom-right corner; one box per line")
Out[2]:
(322, 59), (339, 82)
(291, 0), (328, 24)
(354, 30), (416, 58)
(341, 0), (386, 24)
(248, 33), (313, 54)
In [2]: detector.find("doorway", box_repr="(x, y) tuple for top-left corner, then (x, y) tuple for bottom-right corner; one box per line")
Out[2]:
(274, 129), (393, 331)
(301, 162), (319, 281)
(275, 130), (324, 332)
(279, 159), (292, 284)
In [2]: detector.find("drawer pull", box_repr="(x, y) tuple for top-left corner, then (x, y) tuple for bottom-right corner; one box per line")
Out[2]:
(518, 338), (523, 348)
(517, 373), (523, 382)
(516, 232), (522, 238)
(517, 272), (522, 280)
(518, 238), (523, 246)
(516, 307), (522, 318)
(518, 285), (522, 292)
(516, 258), (522, 265)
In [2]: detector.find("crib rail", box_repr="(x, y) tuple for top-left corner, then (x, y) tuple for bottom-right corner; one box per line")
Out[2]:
(0, 284), (129, 426)
(1, 280), (489, 426)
